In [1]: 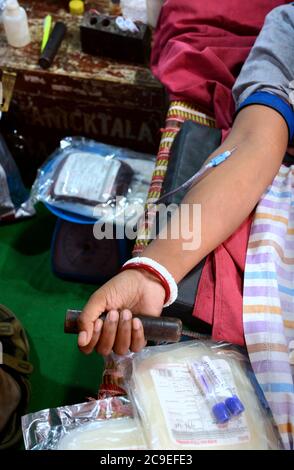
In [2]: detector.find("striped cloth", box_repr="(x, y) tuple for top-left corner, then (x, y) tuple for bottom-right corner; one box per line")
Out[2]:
(243, 163), (294, 449)
(133, 101), (215, 255)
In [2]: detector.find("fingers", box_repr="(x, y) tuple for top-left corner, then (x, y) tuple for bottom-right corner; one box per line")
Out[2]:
(95, 310), (119, 356)
(94, 311), (146, 356)
(79, 304), (147, 356)
(130, 318), (147, 352)
(78, 289), (107, 350)
(79, 318), (103, 355)
(113, 309), (132, 355)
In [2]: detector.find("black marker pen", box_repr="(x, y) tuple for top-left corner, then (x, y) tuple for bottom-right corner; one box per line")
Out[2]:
(39, 21), (67, 69)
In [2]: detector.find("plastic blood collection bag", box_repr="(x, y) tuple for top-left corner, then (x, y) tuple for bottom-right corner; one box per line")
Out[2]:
(58, 417), (146, 450)
(127, 342), (281, 450)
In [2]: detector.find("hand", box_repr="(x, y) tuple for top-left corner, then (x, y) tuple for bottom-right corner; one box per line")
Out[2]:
(77, 269), (166, 356)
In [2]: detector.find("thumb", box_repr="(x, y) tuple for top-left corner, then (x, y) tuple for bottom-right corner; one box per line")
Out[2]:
(78, 290), (107, 347)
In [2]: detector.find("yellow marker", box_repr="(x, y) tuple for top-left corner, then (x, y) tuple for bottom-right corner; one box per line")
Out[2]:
(41, 15), (52, 52)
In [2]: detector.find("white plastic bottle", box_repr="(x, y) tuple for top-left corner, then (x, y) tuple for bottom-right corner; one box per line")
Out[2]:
(3, 0), (31, 48)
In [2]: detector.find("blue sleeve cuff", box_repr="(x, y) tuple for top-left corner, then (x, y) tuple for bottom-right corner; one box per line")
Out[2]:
(236, 91), (294, 142)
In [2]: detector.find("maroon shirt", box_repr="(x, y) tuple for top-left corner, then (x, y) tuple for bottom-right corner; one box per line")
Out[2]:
(151, 0), (289, 131)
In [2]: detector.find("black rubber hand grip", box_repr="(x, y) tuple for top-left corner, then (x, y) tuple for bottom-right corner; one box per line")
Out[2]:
(65, 309), (182, 343)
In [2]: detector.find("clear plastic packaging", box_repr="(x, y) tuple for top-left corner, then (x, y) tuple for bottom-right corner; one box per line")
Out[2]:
(120, 0), (147, 23)
(126, 341), (282, 450)
(188, 355), (245, 424)
(0, 132), (35, 222)
(22, 396), (147, 450)
(98, 351), (134, 398)
(0, 1), (7, 21)
(30, 137), (155, 224)
(57, 417), (146, 450)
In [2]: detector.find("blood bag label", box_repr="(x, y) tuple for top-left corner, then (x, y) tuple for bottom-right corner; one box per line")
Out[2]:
(150, 360), (250, 447)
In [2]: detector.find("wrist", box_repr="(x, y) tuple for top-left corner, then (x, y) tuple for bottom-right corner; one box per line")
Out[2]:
(121, 257), (178, 307)
(126, 267), (166, 303)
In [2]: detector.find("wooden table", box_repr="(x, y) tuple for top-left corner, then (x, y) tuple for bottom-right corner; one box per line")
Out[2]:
(0, 1), (165, 181)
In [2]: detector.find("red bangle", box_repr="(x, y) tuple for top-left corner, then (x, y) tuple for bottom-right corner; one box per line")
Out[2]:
(120, 262), (171, 305)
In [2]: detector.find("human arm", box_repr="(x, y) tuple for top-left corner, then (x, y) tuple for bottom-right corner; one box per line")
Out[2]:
(78, 104), (288, 356)
(78, 4), (294, 356)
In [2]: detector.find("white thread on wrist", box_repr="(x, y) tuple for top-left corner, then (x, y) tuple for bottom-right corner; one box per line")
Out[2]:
(122, 256), (178, 307)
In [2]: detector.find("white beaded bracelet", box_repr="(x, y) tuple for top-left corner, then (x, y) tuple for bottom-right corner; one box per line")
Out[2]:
(121, 257), (178, 307)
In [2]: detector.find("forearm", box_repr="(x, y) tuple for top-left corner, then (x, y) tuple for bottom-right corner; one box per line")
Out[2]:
(143, 105), (288, 282)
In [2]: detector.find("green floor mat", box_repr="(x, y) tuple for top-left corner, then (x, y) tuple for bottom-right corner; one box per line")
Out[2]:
(0, 205), (104, 415)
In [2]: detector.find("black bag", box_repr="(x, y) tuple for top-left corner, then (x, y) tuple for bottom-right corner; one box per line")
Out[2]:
(160, 120), (221, 331)
(51, 218), (132, 284)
